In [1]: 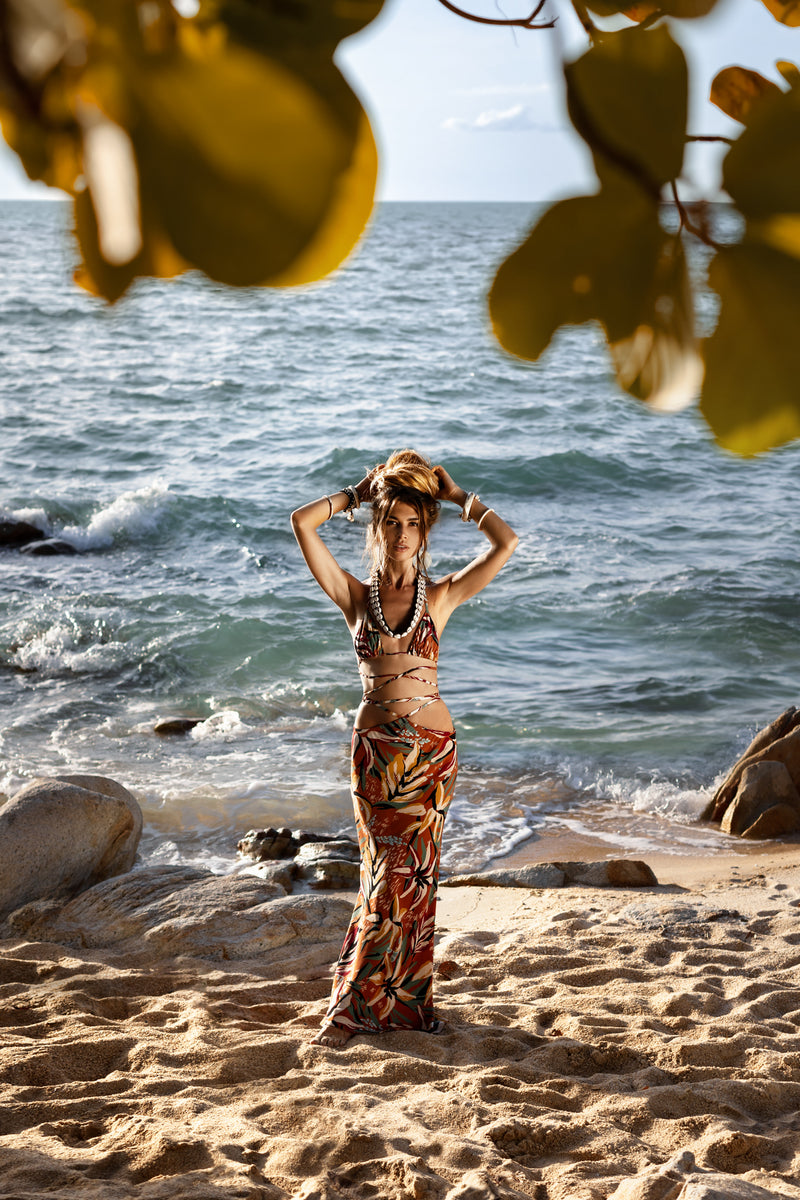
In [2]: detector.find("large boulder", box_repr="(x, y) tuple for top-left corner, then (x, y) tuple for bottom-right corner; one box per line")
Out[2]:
(0, 775), (142, 919)
(704, 708), (800, 838)
(5, 865), (353, 961)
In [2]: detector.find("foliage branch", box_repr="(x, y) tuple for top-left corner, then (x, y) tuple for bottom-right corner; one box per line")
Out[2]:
(0, 0), (798, 453)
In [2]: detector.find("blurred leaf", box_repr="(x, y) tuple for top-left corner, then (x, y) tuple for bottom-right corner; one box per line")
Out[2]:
(587, 0), (718, 16)
(701, 240), (800, 454)
(722, 84), (800, 220)
(489, 180), (700, 410)
(566, 25), (687, 193)
(710, 65), (782, 125)
(776, 59), (800, 86)
(759, 0), (800, 26)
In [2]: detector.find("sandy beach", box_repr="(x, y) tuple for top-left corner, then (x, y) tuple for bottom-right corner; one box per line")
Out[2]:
(2, 847), (800, 1200)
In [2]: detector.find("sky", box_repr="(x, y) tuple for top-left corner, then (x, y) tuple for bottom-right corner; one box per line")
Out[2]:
(0, 0), (797, 202)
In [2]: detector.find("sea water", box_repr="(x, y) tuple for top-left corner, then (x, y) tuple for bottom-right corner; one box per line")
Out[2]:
(2, 199), (799, 875)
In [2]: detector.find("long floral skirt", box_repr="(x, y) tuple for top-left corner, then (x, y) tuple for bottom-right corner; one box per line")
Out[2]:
(322, 718), (457, 1035)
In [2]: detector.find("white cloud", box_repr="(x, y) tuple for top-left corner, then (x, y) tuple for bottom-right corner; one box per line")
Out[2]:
(442, 104), (559, 133)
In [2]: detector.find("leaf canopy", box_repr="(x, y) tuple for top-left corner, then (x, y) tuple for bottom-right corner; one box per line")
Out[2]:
(702, 240), (800, 454)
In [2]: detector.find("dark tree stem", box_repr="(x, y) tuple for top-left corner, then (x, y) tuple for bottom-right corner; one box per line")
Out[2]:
(670, 181), (721, 249)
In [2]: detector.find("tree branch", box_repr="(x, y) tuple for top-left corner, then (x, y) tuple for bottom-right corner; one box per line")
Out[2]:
(671, 181), (720, 250)
(434, 0), (556, 28)
(687, 134), (735, 145)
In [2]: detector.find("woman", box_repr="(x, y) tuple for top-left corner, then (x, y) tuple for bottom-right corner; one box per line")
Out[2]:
(291, 450), (518, 1048)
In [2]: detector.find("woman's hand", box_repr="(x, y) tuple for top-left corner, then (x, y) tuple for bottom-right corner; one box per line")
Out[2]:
(433, 465), (466, 506)
(356, 464), (384, 503)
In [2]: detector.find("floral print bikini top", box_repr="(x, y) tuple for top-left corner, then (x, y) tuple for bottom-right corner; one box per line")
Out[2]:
(354, 603), (440, 719)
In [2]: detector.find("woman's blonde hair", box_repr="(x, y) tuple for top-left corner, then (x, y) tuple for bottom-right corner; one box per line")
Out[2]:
(365, 449), (441, 578)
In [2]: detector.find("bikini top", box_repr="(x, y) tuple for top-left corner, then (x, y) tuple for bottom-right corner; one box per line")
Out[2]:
(354, 602), (439, 664)
(353, 602), (440, 720)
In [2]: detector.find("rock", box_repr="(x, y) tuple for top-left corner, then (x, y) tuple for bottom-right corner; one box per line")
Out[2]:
(294, 839), (361, 890)
(440, 864), (567, 889)
(238, 826), (299, 860)
(19, 538), (78, 556)
(0, 776), (142, 920)
(703, 707), (800, 825)
(440, 860), (658, 890)
(608, 1151), (795, 1200)
(154, 717), (203, 736)
(720, 760), (800, 837)
(294, 839), (360, 864)
(554, 860), (658, 887)
(251, 861), (297, 891)
(742, 803), (800, 839)
(5, 865), (352, 960)
(0, 518), (47, 547)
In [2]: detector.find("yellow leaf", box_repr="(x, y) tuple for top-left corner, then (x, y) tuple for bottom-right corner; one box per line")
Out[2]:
(776, 60), (800, 87)
(701, 240), (800, 454)
(489, 179), (700, 410)
(722, 85), (800, 219)
(566, 25), (688, 193)
(759, 0), (800, 26)
(710, 66), (782, 125)
(587, 0), (719, 16)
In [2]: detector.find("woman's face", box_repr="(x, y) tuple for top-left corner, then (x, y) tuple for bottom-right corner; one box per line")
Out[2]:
(382, 500), (422, 565)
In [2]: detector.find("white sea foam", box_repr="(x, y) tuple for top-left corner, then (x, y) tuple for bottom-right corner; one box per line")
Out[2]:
(12, 621), (126, 675)
(60, 481), (174, 550)
(189, 710), (251, 741)
(2, 505), (52, 534)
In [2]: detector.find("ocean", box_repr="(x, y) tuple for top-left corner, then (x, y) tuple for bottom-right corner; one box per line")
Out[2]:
(2, 199), (799, 876)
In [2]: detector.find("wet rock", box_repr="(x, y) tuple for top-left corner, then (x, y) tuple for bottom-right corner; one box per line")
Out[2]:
(719, 760), (800, 838)
(441, 860), (658, 890)
(0, 518), (46, 547)
(0, 775), (142, 920)
(5, 865), (352, 960)
(294, 839), (359, 864)
(238, 826), (299, 860)
(154, 717), (203, 736)
(19, 538), (77, 556)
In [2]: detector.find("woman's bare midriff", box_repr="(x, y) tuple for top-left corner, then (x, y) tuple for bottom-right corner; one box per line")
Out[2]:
(354, 654), (454, 733)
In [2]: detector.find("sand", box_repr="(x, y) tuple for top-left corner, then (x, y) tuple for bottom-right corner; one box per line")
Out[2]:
(2, 852), (800, 1199)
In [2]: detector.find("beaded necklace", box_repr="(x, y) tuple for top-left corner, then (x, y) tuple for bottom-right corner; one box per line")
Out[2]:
(369, 572), (426, 639)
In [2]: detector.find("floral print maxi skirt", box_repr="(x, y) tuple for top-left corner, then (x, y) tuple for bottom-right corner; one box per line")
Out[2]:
(323, 718), (457, 1035)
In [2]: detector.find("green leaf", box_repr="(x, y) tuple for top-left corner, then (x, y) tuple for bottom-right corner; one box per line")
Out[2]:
(701, 240), (800, 454)
(489, 179), (701, 411)
(566, 25), (688, 194)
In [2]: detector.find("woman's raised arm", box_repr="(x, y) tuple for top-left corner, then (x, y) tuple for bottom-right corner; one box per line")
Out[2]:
(290, 476), (373, 621)
(432, 465), (519, 619)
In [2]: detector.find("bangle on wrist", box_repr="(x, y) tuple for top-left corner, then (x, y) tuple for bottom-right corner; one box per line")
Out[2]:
(325, 495), (333, 520)
(342, 484), (360, 522)
(461, 492), (479, 522)
(477, 507), (494, 531)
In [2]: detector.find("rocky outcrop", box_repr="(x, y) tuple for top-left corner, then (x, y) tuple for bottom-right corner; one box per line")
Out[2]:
(440, 860), (658, 889)
(238, 826), (349, 861)
(0, 775), (142, 919)
(0, 518), (47, 548)
(703, 707), (800, 838)
(4, 865), (353, 961)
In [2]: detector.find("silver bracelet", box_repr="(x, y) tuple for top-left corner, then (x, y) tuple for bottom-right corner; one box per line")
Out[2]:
(477, 507), (494, 531)
(461, 492), (478, 522)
